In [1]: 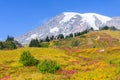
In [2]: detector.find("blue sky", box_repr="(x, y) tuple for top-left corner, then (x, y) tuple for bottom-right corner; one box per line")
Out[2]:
(0, 0), (120, 40)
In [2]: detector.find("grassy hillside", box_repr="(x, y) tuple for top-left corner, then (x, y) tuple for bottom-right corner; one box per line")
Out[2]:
(0, 30), (120, 80)
(52, 30), (120, 48)
(0, 47), (120, 80)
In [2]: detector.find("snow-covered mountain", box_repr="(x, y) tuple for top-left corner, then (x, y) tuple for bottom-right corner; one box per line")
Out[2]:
(59, 12), (111, 30)
(106, 17), (120, 29)
(15, 12), (120, 44)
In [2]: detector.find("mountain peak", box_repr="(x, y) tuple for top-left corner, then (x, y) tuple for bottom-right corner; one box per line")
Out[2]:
(62, 12), (80, 15)
(60, 12), (81, 23)
(60, 12), (112, 30)
(15, 12), (119, 44)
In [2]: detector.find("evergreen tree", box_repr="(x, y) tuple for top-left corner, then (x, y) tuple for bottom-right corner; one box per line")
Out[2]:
(89, 27), (94, 31)
(57, 34), (64, 39)
(100, 26), (109, 30)
(45, 36), (50, 42)
(6, 36), (14, 42)
(19, 51), (39, 66)
(69, 33), (73, 38)
(50, 35), (54, 41)
(100, 26), (117, 31)
(38, 59), (61, 73)
(29, 39), (40, 47)
(110, 26), (117, 31)
(0, 42), (4, 49)
(0, 36), (18, 50)
(3, 41), (17, 49)
(76, 32), (81, 36)
(81, 30), (89, 35)
(65, 35), (69, 38)
(40, 39), (44, 42)
(5, 36), (17, 49)
(74, 33), (77, 37)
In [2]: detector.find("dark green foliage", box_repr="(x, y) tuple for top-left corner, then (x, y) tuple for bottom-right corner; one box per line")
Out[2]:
(53, 41), (60, 47)
(50, 35), (54, 40)
(108, 60), (113, 64)
(100, 26), (117, 31)
(109, 26), (117, 31)
(29, 39), (40, 47)
(45, 36), (50, 42)
(38, 59), (61, 73)
(5, 36), (17, 49)
(69, 33), (73, 38)
(93, 46), (96, 48)
(100, 26), (109, 30)
(40, 42), (49, 48)
(0, 36), (19, 50)
(71, 40), (80, 47)
(0, 42), (4, 49)
(6, 36), (14, 42)
(57, 34), (64, 39)
(80, 35), (86, 38)
(81, 29), (89, 34)
(40, 39), (44, 42)
(19, 51), (39, 66)
(74, 33), (77, 37)
(89, 27), (94, 31)
(65, 35), (69, 38)
(76, 32), (82, 36)
(0, 36), (22, 50)
(3, 41), (17, 49)
(65, 33), (74, 38)
(65, 29), (90, 39)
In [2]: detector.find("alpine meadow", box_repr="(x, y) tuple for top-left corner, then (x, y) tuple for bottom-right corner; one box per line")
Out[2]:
(1, 0), (120, 80)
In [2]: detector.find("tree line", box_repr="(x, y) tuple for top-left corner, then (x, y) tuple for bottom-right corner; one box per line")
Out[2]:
(29, 26), (118, 47)
(0, 36), (22, 50)
(0, 26), (118, 49)
(29, 28), (93, 47)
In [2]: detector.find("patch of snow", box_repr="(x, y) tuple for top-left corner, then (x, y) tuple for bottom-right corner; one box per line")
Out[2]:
(26, 34), (38, 40)
(91, 13), (112, 23)
(81, 13), (98, 30)
(60, 12), (112, 30)
(81, 13), (112, 30)
(50, 27), (59, 33)
(60, 12), (80, 23)
(38, 34), (43, 37)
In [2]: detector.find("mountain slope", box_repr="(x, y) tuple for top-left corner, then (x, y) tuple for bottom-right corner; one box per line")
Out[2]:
(50, 30), (120, 48)
(106, 17), (120, 29)
(16, 12), (119, 44)
(60, 12), (111, 30)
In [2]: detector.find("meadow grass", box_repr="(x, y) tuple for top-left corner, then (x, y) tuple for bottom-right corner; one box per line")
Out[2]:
(0, 47), (120, 80)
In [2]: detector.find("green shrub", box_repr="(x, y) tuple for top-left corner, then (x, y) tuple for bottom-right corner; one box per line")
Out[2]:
(80, 35), (86, 38)
(40, 42), (49, 48)
(54, 41), (60, 47)
(3, 41), (17, 49)
(71, 40), (80, 47)
(19, 51), (39, 66)
(38, 59), (61, 73)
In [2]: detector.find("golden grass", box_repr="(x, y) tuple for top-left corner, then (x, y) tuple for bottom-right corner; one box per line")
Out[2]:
(0, 47), (120, 80)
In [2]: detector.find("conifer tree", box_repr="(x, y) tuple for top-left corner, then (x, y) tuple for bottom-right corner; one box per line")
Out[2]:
(29, 39), (40, 47)
(45, 36), (50, 42)
(0, 42), (4, 49)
